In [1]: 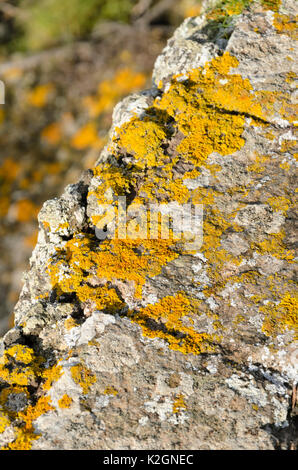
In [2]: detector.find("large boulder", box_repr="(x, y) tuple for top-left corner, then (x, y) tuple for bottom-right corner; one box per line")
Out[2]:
(0, 0), (297, 450)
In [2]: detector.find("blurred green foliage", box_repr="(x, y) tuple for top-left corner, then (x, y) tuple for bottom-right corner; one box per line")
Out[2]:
(15, 0), (138, 51)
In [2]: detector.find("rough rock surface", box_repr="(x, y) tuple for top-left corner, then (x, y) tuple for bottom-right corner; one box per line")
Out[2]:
(0, 0), (297, 450)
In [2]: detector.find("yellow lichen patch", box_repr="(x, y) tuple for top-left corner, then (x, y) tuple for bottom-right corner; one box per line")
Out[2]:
(286, 71), (297, 83)
(113, 117), (167, 169)
(104, 386), (118, 396)
(196, 206), (243, 289)
(273, 13), (298, 40)
(264, 131), (276, 141)
(0, 346), (38, 387)
(58, 394), (73, 409)
(27, 84), (54, 107)
(173, 393), (187, 413)
(267, 195), (292, 215)
(45, 49), (294, 355)
(0, 413), (10, 433)
(64, 317), (79, 330)
(281, 139), (297, 154)
(279, 161), (290, 171)
(247, 153), (270, 173)
(70, 364), (96, 395)
(71, 122), (102, 150)
(0, 341), (67, 449)
(47, 232), (179, 300)
(251, 231), (295, 261)
(90, 162), (133, 206)
(280, 100), (298, 124)
(42, 364), (63, 391)
(129, 292), (220, 355)
(155, 52), (265, 170)
(76, 284), (125, 311)
(5, 345), (35, 365)
(261, 293), (298, 340)
(0, 351), (63, 449)
(3, 396), (54, 450)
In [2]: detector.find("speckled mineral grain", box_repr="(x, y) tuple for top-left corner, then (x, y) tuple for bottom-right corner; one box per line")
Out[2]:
(0, 0), (297, 450)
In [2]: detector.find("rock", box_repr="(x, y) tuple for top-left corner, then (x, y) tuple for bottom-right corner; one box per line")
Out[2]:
(0, 0), (297, 450)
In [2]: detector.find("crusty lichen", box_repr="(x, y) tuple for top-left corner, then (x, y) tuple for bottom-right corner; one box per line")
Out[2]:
(47, 233), (179, 300)
(44, 49), (297, 352)
(128, 292), (221, 354)
(0, 345), (63, 449)
(261, 293), (298, 340)
(172, 393), (187, 414)
(70, 363), (96, 395)
(58, 394), (73, 409)
(104, 386), (118, 396)
(273, 13), (298, 40)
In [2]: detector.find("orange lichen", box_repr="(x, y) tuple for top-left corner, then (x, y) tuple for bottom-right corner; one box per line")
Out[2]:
(173, 393), (187, 413)
(47, 232), (179, 300)
(129, 292), (220, 354)
(3, 396), (54, 450)
(104, 386), (118, 396)
(58, 394), (73, 409)
(42, 364), (63, 391)
(64, 317), (79, 330)
(251, 231), (295, 261)
(273, 13), (298, 40)
(267, 195), (292, 215)
(261, 293), (298, 340)
(70, 364), (96, 395)
(113, 117), (167, 170)
(0, 345), (64, 449)
(155, 52), (265, 171)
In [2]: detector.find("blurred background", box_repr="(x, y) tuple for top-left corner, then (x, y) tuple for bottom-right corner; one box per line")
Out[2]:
(0, 0), (204, 335)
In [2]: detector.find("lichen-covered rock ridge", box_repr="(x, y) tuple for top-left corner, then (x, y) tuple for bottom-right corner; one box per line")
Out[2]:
(0, 0), (297, 450)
